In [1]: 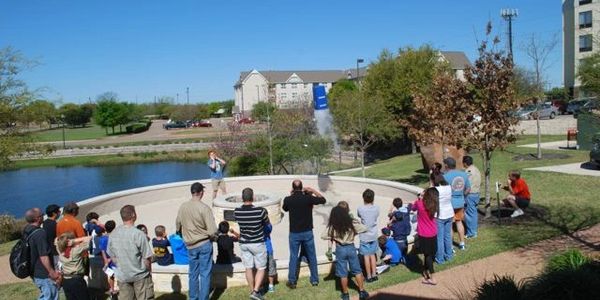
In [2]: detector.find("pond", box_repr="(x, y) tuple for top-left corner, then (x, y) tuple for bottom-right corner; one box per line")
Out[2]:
(0, 162), (213, 217)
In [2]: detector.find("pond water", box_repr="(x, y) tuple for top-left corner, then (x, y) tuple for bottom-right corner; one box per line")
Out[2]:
(0, 162), (213, 217)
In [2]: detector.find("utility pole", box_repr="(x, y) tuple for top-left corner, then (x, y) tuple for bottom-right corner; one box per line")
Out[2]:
(186, 87), (190, 104)
(501, 8), (518, 60)
(176, 93), (179, 104)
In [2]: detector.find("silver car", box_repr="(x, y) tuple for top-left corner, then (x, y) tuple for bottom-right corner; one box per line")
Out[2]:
(517, 103), (559, 120)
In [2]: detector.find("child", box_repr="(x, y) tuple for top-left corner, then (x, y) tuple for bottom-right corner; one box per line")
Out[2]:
(85, 212), (103, 236)
(321, 206), (369, 300)
(388, 198), (412, 255)
(377, 235), (402, 266)
(357, 189), (379, 282)
(152, 225), (174, 266)
(215, 221), (240, 264)
(411, 188), (439, 285)
(326, 201), (356, 261)
(136, 224), (150, 241)
(264, 223), (277, 293)
(99, 220), (117, 295)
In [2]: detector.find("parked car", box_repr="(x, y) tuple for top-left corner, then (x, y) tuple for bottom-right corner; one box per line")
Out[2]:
(550, 99), (568, 115)
(237, 117), (255, 124)
(517, 103), (558, 120)
(197, 120), (212, 127)
(591, 133), (600, 167)
(163, 121), (187, 129)
(574, 99), (600, 118)
(566, 98), (592, 115)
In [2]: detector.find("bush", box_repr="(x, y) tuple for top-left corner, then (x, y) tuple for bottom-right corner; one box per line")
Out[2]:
(474, 275), (522, 300)
(0, 214), (25, 242)
(521, 261), (600, 300)
(546, 249), (590, 273)
(126, 122), (150, 134)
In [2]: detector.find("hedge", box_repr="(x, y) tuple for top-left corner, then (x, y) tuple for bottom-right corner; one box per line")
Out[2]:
(126, 121), (152, 134)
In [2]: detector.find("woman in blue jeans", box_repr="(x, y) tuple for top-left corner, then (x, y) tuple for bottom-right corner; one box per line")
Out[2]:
(321, 205), (370, 300)
(431, 174), (455, 264)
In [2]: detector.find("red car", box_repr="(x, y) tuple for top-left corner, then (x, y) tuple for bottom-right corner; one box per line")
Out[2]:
(237, 117), (255, 124)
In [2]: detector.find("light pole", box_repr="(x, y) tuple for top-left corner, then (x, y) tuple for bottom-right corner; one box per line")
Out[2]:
(60, 114), (66, 149)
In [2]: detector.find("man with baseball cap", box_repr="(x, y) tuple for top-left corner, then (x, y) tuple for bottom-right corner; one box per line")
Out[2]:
(176, 182), (218, 300)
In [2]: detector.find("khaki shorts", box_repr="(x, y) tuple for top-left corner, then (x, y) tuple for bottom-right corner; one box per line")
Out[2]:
(240, 243), (267, 270)
(454, 208), (465, 221)
(211, 179), (225, 191)
(118, 275), (154, 300)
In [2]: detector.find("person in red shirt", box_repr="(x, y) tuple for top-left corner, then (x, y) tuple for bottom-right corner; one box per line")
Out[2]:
(502, 171), (531, 218)
(56, 202), (85, 238)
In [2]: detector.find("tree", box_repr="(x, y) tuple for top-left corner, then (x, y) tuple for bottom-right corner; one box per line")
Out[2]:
(545, 87), (569, 100)
(407, 71), (473, 165)
(0, 47), (47, 169)
(25, 100), (57, 128)
(94, 96), (121, 134)
(463, 23), (520, 218)
(578, 51), (600, 95)
(59, 103), (92, 127)
(329, 89), (397, 177)
(522, 33), (558, 159)
(251, 101), (277, 122)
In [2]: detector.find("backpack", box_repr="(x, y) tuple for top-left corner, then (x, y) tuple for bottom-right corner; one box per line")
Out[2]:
(10, 227), (42, 279)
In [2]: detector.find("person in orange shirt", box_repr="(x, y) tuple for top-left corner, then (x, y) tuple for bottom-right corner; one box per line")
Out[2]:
(502, 171), (531, 218)
(56, 202), (85, 238)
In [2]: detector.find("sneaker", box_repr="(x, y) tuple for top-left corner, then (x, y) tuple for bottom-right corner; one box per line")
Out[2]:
(459, 243), (466, 251)
(340, 293), (350, 300)
(465, 234), (477, 239)
(372, 275), (379, 281)
(250, 290), (264, 300)
(325, 248), (333, 261)
(366, 277), (374, 283)
(511, 209), (524, 218)
(311, 282), (319, 287)
(452, 248), (456, 254)
(286, 282), (297, 289)
(376, 264), (390, 274)
(268, 285), (274, 293)
(359, 290), (370, 300)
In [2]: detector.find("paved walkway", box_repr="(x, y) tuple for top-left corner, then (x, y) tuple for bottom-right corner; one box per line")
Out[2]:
(0, 255), (29, 285)
(361, 224), (600, 300)
(526, 162), (600, 177)
(519, 140), (579, 150)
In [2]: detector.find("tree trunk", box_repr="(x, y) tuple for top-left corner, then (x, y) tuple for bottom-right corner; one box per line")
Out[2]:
(111, 126), (115, 134)
(483, 138), (492, 219)
(536, 115), (542, 159)
(361, 148), (366, 178)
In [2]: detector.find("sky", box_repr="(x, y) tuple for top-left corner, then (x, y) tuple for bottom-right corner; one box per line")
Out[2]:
(0, 0), (563, 104)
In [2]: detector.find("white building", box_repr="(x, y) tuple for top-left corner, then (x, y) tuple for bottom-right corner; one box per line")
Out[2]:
(563, 0), (600, 97)
(233, 51), (470, 116)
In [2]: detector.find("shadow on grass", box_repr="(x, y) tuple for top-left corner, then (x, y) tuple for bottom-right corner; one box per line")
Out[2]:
(157, 275), (186, 300)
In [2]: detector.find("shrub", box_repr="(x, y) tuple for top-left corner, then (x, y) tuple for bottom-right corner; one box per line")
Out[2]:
(474, 275), (522, 300)
(125, 122), (150, 134)
(0, 214), (25, 242)
(521, 261), (600, 300)
(546, 249), (590, 273)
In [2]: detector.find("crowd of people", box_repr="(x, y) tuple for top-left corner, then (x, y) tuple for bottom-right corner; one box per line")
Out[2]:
(19, 153), (532, 300)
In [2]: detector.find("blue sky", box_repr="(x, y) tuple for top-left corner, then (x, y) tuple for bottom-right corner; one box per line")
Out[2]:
(1, 0), (562, 104)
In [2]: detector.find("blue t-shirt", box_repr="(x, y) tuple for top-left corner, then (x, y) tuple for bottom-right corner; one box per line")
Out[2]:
(264, 223), (273, 255)
(207, 159), (224, 180)
(444, 170), (471, 209)
(98, 235), (115, 268)
(383, 238), (402, 264)
(152, 238), (173, 266)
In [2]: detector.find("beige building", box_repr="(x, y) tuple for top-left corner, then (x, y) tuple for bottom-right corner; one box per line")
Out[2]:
(563, 0), (600, 96)
(233, 51), (470, 116)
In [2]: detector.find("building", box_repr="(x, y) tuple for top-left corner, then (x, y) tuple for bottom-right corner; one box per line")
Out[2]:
(563, 0), (600, 97)
(233, 51), (470, 116)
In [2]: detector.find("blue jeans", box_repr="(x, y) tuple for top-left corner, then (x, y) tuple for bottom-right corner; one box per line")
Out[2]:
(435, 217), (453, 264)
(188, 241), (213, 300)
(334, 244), (361, 278)
(288, 230), (318, 284)
(33, 277), (58, 300)
(465, 193), (480, 237)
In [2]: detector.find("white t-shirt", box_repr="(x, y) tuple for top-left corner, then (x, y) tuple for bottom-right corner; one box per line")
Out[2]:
(436, 185), (454, 220)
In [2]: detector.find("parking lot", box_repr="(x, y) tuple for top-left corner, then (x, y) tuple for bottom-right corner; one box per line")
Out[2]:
(516, 114), (577, 135)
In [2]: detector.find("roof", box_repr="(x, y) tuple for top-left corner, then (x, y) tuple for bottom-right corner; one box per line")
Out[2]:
(236, 70), (348, 85)
(439, 51), (471, 70)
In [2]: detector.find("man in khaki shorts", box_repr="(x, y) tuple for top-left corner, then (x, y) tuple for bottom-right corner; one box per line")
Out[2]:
(207, 150), (227, 199)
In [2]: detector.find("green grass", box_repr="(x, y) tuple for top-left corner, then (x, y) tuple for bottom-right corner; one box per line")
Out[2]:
(1, 134), (598, 299)
(31, 124), (117, 142)
(0, 240), (16, 256)
(12, 151), (207, 169)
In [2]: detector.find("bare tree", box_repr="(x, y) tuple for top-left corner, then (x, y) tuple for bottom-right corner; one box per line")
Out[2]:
(522, 33), (558, 159)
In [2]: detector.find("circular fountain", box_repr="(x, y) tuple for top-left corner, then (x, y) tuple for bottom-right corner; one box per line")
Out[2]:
(75, 175), (422, 292)
(212, 192), (283, 225)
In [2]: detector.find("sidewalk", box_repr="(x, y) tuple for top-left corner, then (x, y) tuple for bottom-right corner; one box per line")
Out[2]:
(360, 224), (600, 300)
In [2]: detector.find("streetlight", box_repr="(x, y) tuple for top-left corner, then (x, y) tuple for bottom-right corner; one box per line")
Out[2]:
(356, 58), (364, 83)
(60, 114), (66, 149)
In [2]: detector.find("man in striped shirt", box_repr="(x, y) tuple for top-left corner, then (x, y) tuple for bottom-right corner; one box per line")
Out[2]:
(234, 188), (270, 300)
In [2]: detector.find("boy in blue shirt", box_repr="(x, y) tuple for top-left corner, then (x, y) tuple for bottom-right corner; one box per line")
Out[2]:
(442, 157), (471, 250)
(207, 150), (227, 199)
(264, 223), (277, 292)
(388, 203), (412, 255)
(377, 235), (402, 266)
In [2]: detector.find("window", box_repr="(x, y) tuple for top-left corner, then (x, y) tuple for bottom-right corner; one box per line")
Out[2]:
(291, 83), (297, 89)
(280, 93), (287, 100)
(304, 83), (309, 88)
(292, 92), (298, 98)
(280, 83), (286, 89)
(580, 11), (593, 29)
(580, 0), (592, 5)
(580, 34), (593, 52)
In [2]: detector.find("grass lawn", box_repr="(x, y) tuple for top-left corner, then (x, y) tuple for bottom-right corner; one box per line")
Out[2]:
(31, 124), (122, 142)
(0, 240), (16, 256)
(1, 134), (598, 299)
